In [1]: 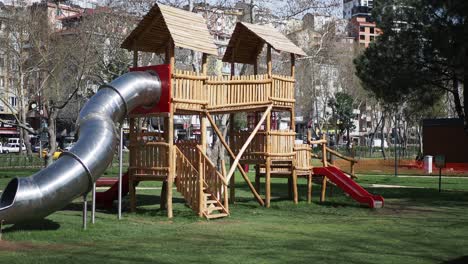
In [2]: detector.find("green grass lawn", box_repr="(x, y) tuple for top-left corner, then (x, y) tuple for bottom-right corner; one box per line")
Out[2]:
(0, 169), (467, 264)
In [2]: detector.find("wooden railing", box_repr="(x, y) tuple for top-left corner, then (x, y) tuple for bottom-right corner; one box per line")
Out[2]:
(197, 146), (229, 214)
(230, 131), (266, 163)
(308, 133), (358, 179)
(270, 130), (296, 160)
(175, 146), (200, 213)
(326, 146), (358, 179)
(206, 74), (271, 110)
(172, 69), (207, 111)
(271, 75), (295, 107)
(294, 144), (312, 171)
(171, 70), (295, 112)
(175, 140), (199, 167)
(230, 130), (296, 163)
(175, 145), (229, 217)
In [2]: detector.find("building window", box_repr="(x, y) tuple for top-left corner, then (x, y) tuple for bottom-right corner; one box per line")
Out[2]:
(360, 35), (365, 40)
(370, 27), (375, 34)
(359, 26), (365, 32)
(0, 57), (4, 68)
(0, 77), (4, 87)
(10, 96), (17, 107)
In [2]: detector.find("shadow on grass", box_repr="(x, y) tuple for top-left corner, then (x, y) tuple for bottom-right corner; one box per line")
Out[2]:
(2, 218), (60, 233)
(441, 256), (468, 264)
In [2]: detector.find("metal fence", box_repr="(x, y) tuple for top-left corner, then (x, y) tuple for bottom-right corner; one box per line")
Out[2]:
(0, 151), (130, 171)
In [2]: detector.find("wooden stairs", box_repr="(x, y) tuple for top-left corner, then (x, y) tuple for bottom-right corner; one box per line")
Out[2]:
(175, 146), (229, 220)
(202, 191), (229, 219)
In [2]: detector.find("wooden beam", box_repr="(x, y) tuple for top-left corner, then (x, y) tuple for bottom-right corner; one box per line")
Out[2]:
(290, 53), (295, 78)
(166, 40), (175, 218)
(265, 106), (272, 208)
(320, 134), (327, 203)
(229, 113), (236, 203)
(133, 50), (139, 68)
(266, 45), (272, 78)
(201, 53), (208, 75)
(206, 112), (265, 206)
(225, 105), (273, 183)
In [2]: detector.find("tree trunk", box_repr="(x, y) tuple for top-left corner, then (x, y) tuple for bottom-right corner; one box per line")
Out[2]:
(380, 115), (387, 160)
(452, 77), (464, 120)
(346, 128), (351, 152)
(464, 73), (467, 133)
(417, 122), (423, 160)
(46, 109), (58, 167)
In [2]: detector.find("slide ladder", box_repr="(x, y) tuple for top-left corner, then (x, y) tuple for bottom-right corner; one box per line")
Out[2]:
(313, 166), (384, 208)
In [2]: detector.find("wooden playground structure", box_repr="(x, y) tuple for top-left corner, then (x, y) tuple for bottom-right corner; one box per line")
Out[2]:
(120, 4), (359, 219)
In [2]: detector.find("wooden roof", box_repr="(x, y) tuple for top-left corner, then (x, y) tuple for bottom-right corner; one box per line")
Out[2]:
(121, 4), (218, 56)
(222, 22), (307, 64)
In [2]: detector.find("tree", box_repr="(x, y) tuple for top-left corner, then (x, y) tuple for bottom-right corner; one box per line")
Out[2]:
(354, 0), (467, 131)
(328, 92), (356, 149)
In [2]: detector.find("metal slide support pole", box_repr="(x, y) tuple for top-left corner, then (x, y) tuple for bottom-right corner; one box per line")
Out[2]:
(92, 182), (96, 224)
(118, 126), (123, 220)
(82, 194), (87, 230)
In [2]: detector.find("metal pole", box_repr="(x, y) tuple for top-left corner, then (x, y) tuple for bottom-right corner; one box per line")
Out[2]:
(82, 194), (87, 230)
(92, 182), (96, 224)
(118, 126), (123, 220)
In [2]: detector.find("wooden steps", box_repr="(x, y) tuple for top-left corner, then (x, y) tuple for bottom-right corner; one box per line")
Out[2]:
(174, 145), (229, 220)
(202, 192), (229, 220)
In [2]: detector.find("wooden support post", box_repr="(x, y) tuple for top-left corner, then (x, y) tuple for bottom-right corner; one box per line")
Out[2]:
(230, 62), (235, 78)
(160, 180), (167, 209)
(198, 150), (204, 217)
(320, 134), (327, 203)
(255, 165), (260, 192)
(165, 40), (175, 218)
(129, 176), (136, 212)
(201, 53), (208, 75)
(206, 112), (265, 206)
(267, 45), (272, 78)
(229, 113), (236, 203)
(290, 53), (295, 78)
(133, 50), (138, 68)
(221, 159), (229, 211)
(307, 173), (312, 204)
(201, 114), (207, 153)
(253, 61), (258, 75)
(292, 162), (298, 204)
(265, 117), (271, 207)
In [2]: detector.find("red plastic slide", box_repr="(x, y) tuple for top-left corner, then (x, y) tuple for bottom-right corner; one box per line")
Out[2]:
(313, 166), (384, 208)
(95, 173), (129, 209)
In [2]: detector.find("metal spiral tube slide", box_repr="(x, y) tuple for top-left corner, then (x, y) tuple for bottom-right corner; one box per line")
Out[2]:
(0, 71), (161, 224)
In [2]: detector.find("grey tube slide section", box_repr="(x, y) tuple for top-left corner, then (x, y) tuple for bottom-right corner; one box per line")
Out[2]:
(0, 71), (161, 224)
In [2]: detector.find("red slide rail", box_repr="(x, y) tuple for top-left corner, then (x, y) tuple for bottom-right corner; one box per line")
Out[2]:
(313, 166), (384, 209)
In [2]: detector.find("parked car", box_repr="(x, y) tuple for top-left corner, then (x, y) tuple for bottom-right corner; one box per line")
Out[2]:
(64, 143), (75, 151)
(3, 143), (27, 153)
(370, 139), (389, 149)
(42, 149), (62, 160)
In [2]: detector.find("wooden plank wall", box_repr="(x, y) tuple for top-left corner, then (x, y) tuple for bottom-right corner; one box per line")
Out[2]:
(129, 118), (169, 178)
